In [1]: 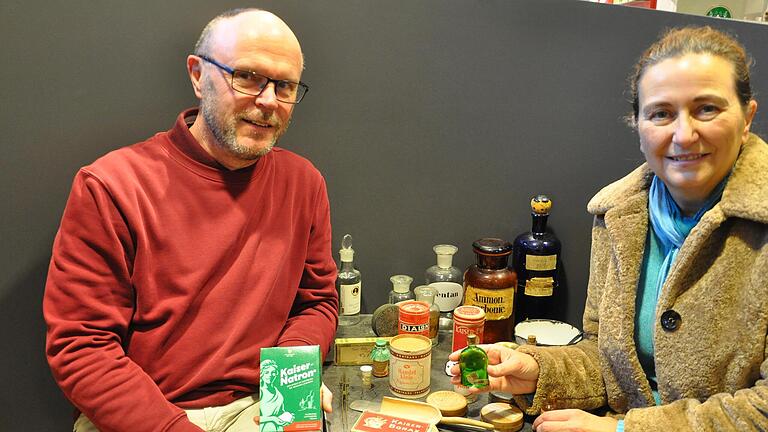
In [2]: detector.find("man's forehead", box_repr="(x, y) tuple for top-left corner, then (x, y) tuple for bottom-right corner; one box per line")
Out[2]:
(209, 11), (300, 55)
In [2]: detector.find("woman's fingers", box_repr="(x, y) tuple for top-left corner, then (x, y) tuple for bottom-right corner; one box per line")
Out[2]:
(532, 409), (618, 432)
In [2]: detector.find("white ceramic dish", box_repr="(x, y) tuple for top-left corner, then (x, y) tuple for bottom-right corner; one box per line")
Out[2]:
(514, 319), (583, 346)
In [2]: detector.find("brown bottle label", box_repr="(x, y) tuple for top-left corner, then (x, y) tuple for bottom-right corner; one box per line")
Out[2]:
(463, 286), (514, 320)
(524, 277), (554, 296)
(525, 254), (557, 271)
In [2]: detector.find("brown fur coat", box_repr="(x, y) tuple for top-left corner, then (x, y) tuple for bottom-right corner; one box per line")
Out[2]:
(514, 134), (768, 431)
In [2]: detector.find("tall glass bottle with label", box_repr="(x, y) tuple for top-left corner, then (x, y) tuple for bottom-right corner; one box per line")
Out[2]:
(337, 234), (362, 326)
(463, 238), (516, 343)
(425, 244), (463, 330)
(513, 195), (561, 325)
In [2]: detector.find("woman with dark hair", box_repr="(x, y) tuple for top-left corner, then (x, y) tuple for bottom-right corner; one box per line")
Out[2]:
(451, 26), (767, 431)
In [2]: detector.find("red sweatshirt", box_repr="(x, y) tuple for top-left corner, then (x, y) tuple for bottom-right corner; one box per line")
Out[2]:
(44, 109), (338, 432)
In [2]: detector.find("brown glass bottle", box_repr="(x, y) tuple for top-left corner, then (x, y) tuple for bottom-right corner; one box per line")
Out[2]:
(463, 238), (517, 343)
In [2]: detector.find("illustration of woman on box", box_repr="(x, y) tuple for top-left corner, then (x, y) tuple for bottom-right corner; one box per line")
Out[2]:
(260, 360), (294, 431)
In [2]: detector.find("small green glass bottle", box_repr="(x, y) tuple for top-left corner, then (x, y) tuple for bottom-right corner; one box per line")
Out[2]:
(370, 339), (390, 377)
(459, 333), (489, 388)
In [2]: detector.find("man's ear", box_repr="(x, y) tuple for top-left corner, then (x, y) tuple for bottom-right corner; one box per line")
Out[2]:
(187, 55), (204, 99)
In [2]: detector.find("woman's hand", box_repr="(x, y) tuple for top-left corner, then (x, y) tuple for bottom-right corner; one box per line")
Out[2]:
(448, 344), (539, 395)
(532, 409), (618, 432)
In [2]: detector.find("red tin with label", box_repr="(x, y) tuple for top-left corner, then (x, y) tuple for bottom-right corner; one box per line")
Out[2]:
(452, 305), (486, 352)
(398, 300), (430, 337)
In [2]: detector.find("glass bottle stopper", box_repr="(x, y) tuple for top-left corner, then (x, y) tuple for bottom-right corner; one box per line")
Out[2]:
(433, 244), (458, 269)
(339, 234), (354, 262)
(390, 274), (413, 293)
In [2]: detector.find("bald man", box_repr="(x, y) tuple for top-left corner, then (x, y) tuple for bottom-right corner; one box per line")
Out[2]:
(44, 9), (337, 432)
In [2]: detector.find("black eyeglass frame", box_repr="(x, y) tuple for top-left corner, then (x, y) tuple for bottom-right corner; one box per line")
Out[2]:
(197, 55), (309, 104)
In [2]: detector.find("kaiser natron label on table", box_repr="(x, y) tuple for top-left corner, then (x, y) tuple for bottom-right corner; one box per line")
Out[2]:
(259, 345), (322, 431)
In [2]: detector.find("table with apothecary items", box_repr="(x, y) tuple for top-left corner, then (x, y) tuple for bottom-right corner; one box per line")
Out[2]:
(322, 315), (534, 431)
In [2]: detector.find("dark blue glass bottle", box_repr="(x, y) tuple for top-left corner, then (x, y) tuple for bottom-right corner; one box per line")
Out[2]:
(513, 195), (561, 325)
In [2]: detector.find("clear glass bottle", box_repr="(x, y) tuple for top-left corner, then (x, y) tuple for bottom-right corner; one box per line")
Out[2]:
(513, 195), (561, 325)
(370, 339), (390, 377)
(360, 365), (373, 389)
(388, 274), (414, 304)
(336, 234), (362, 326)
(463, 238), (516, 343)
(425, 244), (464, 330)
(414, 285), (440, 346)
(459, 333), (489, 389)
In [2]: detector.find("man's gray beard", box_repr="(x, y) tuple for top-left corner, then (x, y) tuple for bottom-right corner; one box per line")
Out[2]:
(199, 82), (286, 160)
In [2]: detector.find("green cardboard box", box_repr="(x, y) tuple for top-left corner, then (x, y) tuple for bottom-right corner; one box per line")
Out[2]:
(259, 345), (322, 431)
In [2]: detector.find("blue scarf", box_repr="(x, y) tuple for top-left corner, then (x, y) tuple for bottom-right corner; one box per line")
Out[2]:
(634, 175), (728, 407)
(647, 175), (728, 297)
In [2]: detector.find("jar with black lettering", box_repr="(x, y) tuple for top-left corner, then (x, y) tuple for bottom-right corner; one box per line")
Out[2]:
(462, 238), (517, 343)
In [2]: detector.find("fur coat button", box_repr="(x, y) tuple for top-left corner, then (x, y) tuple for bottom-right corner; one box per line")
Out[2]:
(660, 310), (681, 331)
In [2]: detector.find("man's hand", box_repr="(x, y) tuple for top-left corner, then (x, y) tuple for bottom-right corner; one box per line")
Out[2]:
(448, 343), (539, 395)
(320, 382), (333, 413)
(532, 409), (618, 432)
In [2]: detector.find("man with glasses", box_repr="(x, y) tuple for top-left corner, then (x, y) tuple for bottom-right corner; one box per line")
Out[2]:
(44, 9), (336, 432)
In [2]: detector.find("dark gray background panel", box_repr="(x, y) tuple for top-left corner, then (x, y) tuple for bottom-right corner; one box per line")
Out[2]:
(1, 1), (766, 429)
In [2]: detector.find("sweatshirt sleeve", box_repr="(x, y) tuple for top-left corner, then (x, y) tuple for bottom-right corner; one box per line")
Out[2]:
(622, 357), (768, 431)
(43, 170), (202, 432)
(276, 176), (338, 358)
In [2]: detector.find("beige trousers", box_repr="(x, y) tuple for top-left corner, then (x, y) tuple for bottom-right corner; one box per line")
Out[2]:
(73, 395), (260, 432)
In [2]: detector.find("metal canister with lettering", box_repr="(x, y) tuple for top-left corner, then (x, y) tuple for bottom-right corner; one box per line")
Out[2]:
(452, 305), (486, 352)
(398, 300), (430, 337)
(388, 334), (432, 398)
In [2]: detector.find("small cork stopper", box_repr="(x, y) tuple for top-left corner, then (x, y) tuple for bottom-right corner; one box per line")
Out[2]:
(426, 391), (468, 417)
(467, 333), (478, 345)
(480, 402), (524, 432)
(531, 194), (552, 215)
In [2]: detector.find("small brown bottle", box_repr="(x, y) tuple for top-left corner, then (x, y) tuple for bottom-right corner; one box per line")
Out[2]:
(463, 238), (517, 343)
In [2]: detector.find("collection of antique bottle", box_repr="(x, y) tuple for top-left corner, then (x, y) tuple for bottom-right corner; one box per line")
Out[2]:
(336, 195), (561, 395)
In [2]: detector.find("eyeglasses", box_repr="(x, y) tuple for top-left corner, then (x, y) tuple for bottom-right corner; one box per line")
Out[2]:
(198, 55), (309, 104)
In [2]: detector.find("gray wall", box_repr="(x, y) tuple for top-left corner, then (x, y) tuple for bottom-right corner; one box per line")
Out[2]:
(2, 0), (767, 429)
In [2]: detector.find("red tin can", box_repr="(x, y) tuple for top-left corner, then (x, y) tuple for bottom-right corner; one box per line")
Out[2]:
(398, 300), (431, 337)
(452, 305), (486, 352)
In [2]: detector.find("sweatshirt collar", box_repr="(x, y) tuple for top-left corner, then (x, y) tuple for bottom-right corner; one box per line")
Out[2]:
(165, 108), (269, 183)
